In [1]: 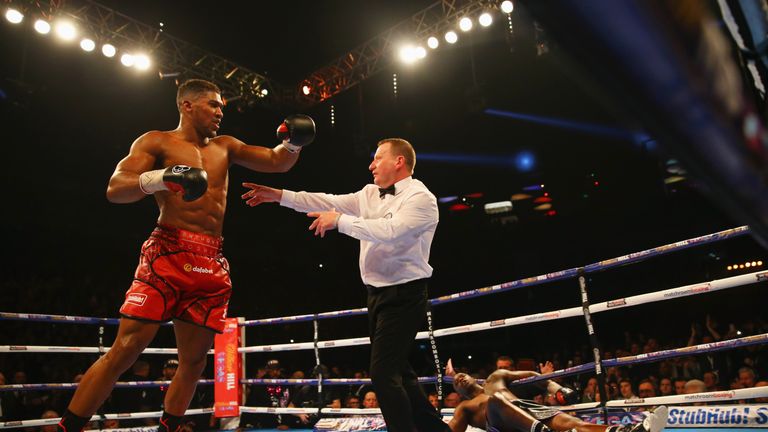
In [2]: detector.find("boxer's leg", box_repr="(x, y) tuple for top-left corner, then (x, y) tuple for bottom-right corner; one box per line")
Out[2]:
(59, 318), (159, 432)
(164, 319), (215, 415)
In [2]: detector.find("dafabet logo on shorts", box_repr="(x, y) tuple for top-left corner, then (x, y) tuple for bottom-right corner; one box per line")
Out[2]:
(184, 263), (213, 274)
(126, 293), (147, 306)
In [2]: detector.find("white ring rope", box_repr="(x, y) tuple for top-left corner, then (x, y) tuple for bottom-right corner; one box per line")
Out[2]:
(3, 270), (762, 356)
(0, 346), (213, 355)
(237, 270), (766, 353)
(3, 389), (767, 429)
(0, 409), (212, 429)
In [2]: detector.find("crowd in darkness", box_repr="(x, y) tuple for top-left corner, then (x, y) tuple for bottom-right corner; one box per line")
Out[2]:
(1, 270), (767, 431)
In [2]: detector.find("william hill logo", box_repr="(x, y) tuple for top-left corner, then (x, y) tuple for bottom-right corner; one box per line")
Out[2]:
(183, 263), (213, 274)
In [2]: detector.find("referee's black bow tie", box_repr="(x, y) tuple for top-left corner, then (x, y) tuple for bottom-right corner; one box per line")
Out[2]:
(378, 185), (396, 199)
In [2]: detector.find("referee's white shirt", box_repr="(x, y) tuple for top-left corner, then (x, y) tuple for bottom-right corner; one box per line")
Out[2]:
(280, 176), (439, 287)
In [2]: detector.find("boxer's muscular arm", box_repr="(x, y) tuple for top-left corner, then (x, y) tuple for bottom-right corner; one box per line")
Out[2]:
(106, 132), (162, 203)
(448, 403), (470, 432)
(484, 370), (539, 396)
(228, 136), (299, 173)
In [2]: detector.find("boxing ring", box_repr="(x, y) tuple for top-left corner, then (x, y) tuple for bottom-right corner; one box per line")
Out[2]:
(2, 225), (768, 431)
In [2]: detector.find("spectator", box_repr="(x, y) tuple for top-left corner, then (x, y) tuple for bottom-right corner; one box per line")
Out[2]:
(442, 392), (461, 408)
(702, 371), (720, 392)
(362, 391), (379, 409)
(581, 377), (598, 403)
(658, 377), (674, 396)
(344, 395), (361, 409)
(619, 378), (636, 400)
(427, 392), (439, 409)
(39, 410), (59, 432)
(738, 367), (757, 388)
(637, 379), (657, 398)
(684, 379), (707, 406)
(673, 378), (688, 395)
(495, 356), (514, 371)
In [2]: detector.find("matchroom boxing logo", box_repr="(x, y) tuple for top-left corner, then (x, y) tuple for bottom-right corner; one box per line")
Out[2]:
(126, 293), (147, 306)
(184, 263), (213, 274)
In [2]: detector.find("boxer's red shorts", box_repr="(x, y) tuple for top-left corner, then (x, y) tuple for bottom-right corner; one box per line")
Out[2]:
(120, 224), (231, 333)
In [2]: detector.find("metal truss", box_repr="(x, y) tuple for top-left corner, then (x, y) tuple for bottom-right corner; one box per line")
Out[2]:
(298, 0), (497, 104)
(14, 0), (298, 108)
(10, 0), (498, 109)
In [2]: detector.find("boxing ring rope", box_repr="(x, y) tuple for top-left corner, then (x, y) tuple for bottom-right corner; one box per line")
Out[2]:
(3, 269), (763, 356)
(1, 225), (766, 429)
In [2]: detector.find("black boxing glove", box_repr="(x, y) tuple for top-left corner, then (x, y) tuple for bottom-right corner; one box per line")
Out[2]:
(276, 114), (316, 153)
(139, 165), (208, 202)
(554, 387), (578, 405)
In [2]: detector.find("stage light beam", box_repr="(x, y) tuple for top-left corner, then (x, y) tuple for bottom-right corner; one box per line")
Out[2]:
(34, 19), (51, 34)
(134, 54), (151, 70)
(120, 53), (135, 67)
(102, 43), (116, 57)
(459, 17), (473, 32)
(5, 8), (23, 24)
(54, 20), (77, 41)
(80, 38), (95, 52)
(479, 13), (493, 27)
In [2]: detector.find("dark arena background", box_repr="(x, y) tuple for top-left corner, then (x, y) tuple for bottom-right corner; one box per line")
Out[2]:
(1, 0), (768, 431)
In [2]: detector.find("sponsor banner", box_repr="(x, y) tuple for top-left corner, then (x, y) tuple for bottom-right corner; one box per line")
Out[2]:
(577, 410), (646, 425)
(315, 416), (387, 431)
(576, 410), (645, 425)
(666, 405), (768, 428)
(214, 318), (240, 418)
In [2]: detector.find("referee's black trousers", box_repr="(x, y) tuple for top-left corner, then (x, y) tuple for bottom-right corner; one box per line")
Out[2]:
(367, 279), (450, 432)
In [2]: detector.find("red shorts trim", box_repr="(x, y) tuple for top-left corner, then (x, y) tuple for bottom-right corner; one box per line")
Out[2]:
(119, 225), (232, 333)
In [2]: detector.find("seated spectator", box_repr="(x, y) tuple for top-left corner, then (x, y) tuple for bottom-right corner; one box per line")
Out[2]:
(703, 371), (721, 392)
(674, 377), (688, 395)
(40, 410), (58, 432)
(427, 392), (439, 409)
(581, 377), (598, 403)
(496, 356), (515, 371)
(443, 392), (461, 408)
(362, 391), (379, 409)
(658, 377), (674, 396)
(738, 367), (757, 388)
(619, 378), (636, 400)
(344, 395), (361, 409)
(684, 379), (707, 406)
(638, 379), (657, 398)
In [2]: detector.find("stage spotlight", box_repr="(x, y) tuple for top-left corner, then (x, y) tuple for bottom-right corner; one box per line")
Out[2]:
(400, 45), (426, 64)
(134, 54), (151, 71)
(102, 43), (116, 57)
(54, 20), (77, 41)
(120, 53), (135, 67)
(479, 12), (493, 27)
(302, 84), (311, 95)
(5, 8), (23, 24)
(427, 36), (439, 49)
(445, 31), (458, 44)
(415, 46), (426, 59)
(501, 0), (514, 14)
(79, 38), (95, 52)
(260, 88), (269, 96)
(459, 17), (473, 32)
(34, 19), (51, 34)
